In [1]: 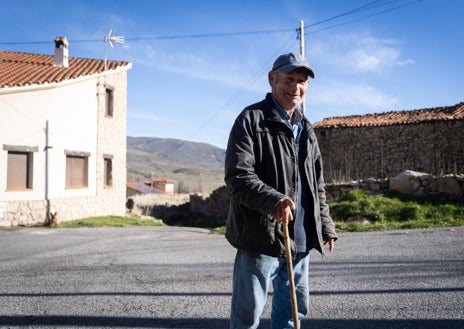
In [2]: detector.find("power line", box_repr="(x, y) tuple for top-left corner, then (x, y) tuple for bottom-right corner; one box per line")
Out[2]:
(0, 0), (423, 47)
(187, 35), (298, 141)
(0, 28), (294, 46)
(187, 0), (424, 141)
(304, 0), (405, 29)
(1, 0), (424, 148)
(305, 0), (423, 34)
(126, 28), (294, 41)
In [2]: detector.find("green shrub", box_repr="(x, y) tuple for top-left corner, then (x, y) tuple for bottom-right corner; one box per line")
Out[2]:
(329, 189), (463, 231)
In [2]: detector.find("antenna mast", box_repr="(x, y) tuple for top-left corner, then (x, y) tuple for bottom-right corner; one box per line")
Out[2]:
(299, 20), (305, 57)
(104, 29), (125, 70)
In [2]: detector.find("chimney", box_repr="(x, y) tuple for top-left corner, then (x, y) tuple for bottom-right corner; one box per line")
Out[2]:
(54, 36), (69, 68)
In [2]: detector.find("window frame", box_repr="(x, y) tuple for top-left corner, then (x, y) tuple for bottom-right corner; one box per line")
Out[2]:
(3, 145), (37, 191)
(103, 154), (113, 187)
(105, 85), (114, 117)
(65, 150), (90, 189)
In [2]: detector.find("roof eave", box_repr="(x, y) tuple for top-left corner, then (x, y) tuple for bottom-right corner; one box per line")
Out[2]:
(0, 63), (132, 95)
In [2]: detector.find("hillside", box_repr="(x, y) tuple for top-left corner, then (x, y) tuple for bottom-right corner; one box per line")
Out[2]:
(126, 136), (226, 194)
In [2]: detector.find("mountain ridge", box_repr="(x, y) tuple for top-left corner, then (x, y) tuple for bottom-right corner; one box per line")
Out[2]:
(127, 136), (225, 170)
(126, 136), (226, 194)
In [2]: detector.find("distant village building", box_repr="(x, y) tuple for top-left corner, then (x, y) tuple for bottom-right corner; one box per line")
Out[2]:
(0, 39), (132, 226)
(150, 177), (175, 195)
(313, 102), (464, 182)
(126, 177), (175, 196)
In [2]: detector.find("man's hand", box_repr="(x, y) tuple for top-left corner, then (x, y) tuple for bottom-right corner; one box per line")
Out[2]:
(272, 197), (295, 225)
(323, 238), (335, 252)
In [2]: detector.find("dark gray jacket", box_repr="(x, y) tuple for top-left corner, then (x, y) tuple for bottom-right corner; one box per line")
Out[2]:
(224, 93), (337, 257)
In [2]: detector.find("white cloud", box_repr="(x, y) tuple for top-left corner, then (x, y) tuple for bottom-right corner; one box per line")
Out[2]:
(127, 43), (267, 92)
(312, 31), (415, 73)
(127, 109), (163, 121)
(313, 81), (399, 111)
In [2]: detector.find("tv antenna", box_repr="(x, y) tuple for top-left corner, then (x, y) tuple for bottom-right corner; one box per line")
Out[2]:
(104, 29), (125, 70)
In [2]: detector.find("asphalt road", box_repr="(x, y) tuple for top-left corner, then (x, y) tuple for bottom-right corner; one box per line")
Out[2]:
(0, 225), (463, 329)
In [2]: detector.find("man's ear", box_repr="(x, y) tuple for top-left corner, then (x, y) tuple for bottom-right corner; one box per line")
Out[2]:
(268, 71), (276, 85)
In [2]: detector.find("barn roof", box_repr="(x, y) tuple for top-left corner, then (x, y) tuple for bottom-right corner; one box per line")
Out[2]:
(313, 102), (464, 129)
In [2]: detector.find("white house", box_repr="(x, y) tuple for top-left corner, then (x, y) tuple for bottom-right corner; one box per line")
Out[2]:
(0, 38), (132, 226)
(150, 177), (175, 195)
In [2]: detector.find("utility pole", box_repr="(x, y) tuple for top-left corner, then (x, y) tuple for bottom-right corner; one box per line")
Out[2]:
(299, 20), (306, 114)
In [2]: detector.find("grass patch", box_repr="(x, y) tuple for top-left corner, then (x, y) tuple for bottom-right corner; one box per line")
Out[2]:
(58, 216), (165, 228)
(330, 189), (463, 232)
(54, 190), (463, 234)
(211, 226), (226, 235)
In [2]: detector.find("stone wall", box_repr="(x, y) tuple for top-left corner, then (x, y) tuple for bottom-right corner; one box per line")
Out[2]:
(126, 193), (190, 217)
(315, 120), (464, 182)
(189, 186), (230, 218)
(187, 171), (463, 221)
(324, 171), (464, 201)
(122, 170), (462, 227)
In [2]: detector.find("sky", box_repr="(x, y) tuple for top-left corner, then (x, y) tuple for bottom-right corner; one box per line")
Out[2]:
(1, 0), (462, 149)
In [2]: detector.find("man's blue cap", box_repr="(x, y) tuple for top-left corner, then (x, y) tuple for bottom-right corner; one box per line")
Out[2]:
(272, 52), (315, 78)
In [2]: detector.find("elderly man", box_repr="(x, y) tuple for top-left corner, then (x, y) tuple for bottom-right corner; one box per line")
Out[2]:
(224, 52), (337, 329)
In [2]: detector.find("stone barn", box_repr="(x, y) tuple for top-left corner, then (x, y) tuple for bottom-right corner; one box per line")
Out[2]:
(313, 102), (464, 182)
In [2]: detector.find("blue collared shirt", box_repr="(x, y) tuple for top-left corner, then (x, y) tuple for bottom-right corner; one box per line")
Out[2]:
(272, 98), (307, 252)
(272, 98), (303, 144)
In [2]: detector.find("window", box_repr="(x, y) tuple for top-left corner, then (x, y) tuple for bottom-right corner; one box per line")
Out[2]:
(103, 155), (113, 187)
(3, 145), (37, 191)
(65, 151), (89, 188)
(7, 151), (34, 190)
(105, 87), (114, 117)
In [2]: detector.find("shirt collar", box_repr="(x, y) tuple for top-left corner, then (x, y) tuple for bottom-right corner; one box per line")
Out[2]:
(272, 96), (303, 126)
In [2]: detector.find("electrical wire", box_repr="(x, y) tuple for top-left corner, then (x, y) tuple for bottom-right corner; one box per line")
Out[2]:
(186, 35), (298, 141)
(187, 0), (424, 141)
(305, 0), (424, 34)
(0, 0), (423, 46)
(1, 0), (424, 148)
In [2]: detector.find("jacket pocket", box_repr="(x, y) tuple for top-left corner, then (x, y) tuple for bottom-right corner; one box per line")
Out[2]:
(241, 209), (276, 248)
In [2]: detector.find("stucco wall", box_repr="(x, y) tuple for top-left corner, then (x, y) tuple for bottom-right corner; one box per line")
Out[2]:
(315, 120), (464, 182)
(0, 79), (98, 201)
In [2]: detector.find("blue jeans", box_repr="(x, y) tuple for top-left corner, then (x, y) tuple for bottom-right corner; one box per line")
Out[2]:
(230, 250), (310, 329)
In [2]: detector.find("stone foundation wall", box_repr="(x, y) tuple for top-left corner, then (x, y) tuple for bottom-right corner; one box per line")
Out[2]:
(0, 192), (125, 227)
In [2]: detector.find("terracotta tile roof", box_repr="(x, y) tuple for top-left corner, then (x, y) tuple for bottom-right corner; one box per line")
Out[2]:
(126, 182), (162, 194)
(151, 177), (174, 183)
(0, 50), (131, 89)
(313, 102), (464, 129)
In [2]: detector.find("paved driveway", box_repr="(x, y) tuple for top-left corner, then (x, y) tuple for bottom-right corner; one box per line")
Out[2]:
(0, 226), (463, 329)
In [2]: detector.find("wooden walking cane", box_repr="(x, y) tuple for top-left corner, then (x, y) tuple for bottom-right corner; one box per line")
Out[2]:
(283, 222), (299, 329)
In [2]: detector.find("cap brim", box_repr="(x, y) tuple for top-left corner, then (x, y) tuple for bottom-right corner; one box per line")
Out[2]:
(279, 64), (315, 78)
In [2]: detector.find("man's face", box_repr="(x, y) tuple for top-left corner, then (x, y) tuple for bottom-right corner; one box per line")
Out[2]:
(269, 68), (309, 111)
